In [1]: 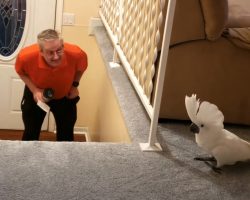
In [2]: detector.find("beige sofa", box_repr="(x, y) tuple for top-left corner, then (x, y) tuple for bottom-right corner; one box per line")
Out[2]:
(159, 0), (250, 125)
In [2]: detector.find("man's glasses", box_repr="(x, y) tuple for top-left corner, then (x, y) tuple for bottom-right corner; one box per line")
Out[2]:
(43, 45), (64, 58)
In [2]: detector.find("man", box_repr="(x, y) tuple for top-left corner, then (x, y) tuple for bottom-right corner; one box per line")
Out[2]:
(15, 29), (88, 141)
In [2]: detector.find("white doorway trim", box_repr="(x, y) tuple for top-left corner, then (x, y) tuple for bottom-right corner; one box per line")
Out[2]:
(55, 0), (64, 32)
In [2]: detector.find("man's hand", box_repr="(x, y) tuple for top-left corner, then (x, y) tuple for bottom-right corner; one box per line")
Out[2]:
(67, 87), (79, 99)
(18, 74), (46, 102)
(33, 88), (45, 102)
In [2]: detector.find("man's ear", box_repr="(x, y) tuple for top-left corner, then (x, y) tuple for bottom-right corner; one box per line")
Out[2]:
(60, 39), (64, 46)
(38, 45), (43, 53)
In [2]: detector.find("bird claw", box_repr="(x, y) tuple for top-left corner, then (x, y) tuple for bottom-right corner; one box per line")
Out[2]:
(204, 161), (222, 174)
(194, 156), (222, 174)
(194, 156), (216, 162)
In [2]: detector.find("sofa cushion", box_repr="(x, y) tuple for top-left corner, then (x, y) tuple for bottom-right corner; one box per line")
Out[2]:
(200, 0), (228, 41)
(227, 0), (250, 28)
(224, 27), (250, 49)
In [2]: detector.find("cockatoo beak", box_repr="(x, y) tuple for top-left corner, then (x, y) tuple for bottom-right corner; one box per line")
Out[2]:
(190, 123), (199, 134)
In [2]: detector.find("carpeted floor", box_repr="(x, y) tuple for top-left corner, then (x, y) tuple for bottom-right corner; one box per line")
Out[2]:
(0, 123), (250, 200)
(0, 24), (250, 200)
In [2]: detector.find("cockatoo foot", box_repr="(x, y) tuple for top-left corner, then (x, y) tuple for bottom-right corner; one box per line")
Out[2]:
(204, 161), (222, 174)
(194, 156), (222, 173)
(194, 156), (216, 162)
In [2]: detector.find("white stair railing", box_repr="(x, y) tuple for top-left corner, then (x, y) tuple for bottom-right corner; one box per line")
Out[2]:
(99, 0), (176, 151)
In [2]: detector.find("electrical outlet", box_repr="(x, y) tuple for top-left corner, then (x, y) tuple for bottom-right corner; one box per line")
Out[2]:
(63, 12), (75, 26)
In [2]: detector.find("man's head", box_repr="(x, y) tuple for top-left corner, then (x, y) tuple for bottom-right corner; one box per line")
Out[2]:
(37, 29), (64, 67)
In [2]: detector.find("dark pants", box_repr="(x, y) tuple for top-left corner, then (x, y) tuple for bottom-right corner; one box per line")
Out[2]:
(21, 86), (79, 141)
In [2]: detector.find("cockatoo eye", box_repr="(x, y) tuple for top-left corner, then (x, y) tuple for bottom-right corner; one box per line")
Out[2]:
(201, 124), (204, 127)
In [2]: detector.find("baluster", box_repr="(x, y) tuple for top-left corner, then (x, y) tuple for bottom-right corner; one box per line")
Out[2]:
(137, 0), (145, 82)
(117, 0), (124, 42)
(111, 0), (117, 35)
(146, 0), (158, 100)
(107, 1), (112, 27)
(105, 0), (109, 21)
(114, 0), (120, 38)
(147, 0), (166, 102)
(120, 0), (129, 51)
(132, 0), (142, 78)
(141, 0), (151, 93)
(104, 0), (108, 20)
(124, 0), (133, 57)
(109, 0), (113, 33)
(128, 0), (137, 66)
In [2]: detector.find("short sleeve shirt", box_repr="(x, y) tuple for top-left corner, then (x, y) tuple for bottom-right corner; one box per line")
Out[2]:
(15, 43), (88, 99)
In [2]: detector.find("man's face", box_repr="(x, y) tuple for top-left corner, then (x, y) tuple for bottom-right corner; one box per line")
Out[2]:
(40, 39), (64, 67)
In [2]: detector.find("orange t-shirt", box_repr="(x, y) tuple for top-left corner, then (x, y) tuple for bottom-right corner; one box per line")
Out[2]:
(15, 43), (88, 99)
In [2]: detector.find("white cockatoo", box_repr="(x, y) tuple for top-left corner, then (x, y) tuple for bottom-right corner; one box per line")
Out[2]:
(185, 94), (250, 172)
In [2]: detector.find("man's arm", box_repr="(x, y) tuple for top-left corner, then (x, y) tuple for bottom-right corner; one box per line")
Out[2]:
(67, 70), (84, 99)
(19, 73), (44, 102)
(73, 70), (84, 83)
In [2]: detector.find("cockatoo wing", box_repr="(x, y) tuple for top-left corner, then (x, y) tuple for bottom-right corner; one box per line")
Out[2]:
(197, 101), (224, 129)
(185, 94), (200, 124)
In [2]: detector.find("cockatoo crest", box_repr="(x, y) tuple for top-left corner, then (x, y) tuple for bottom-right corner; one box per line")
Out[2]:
(185, 94), (224, 130)
(185, 94), (200, 125)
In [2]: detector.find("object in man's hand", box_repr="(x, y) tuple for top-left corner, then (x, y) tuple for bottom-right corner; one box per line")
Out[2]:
(43, 88), (54, 101)
(37, 100), (50, 113)
(72, 81), (79, 88)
